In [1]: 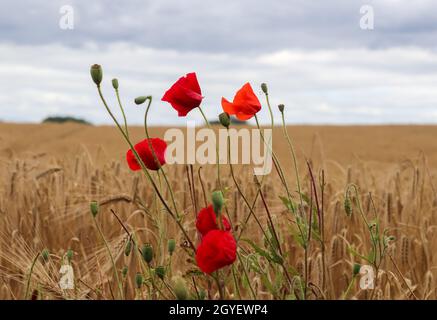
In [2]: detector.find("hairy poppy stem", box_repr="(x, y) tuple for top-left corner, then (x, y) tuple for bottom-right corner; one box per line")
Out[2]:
(114, 87), (129, 140)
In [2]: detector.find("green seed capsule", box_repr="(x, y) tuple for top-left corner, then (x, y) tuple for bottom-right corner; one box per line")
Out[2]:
(344, 196), (352, 216)
(90, 201), (99, 217)
(66, 249), (73, 263)
(261, 83), (268, 94)
(353, 263), (361, 276)
(41, 249), (50, 262)
(90, 64), (103, 86)
(278, 104), (285, 113)
(155, 266), (166, 280)
(168, 239), (176, 256)
(142, 244), (153, 264)
(173, 277), (188, 300)
(135, 273), (143, 289)
(122, 266), (128, 278)
(124, 239), (132, 257)
(112, 78), (119, 90)
(219, 112), (230, 128)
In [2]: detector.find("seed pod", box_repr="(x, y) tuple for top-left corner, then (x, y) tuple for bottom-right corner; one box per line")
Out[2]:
(90, 201), (99, 217)
(278, 104), (285, 113)
(124, 239), (132, 257)
(173, 277), (188, 300)
(168, 239), (176, 256)
(135, 96), (148, 105)
(219, 112), (230, 128)
(66, 249), (73, 263)
(261, 83), (268, 94)
(198, 289), (206, 300)
(155, 266), (166, 280)
(41, 249), (50, 262)
(353, 263), (361, 276)
(211, 190), (224, 216)
(112, 78), (119, 90)
(142, 244), (153, 264)
(344, 196), (352, 216)
(135, 273), (143, 289)
(122, 266), (128, 278)
(90, 64), (102, 86)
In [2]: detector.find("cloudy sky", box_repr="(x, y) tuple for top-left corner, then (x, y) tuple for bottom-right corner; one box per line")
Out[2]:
(1, 0), (437, 125)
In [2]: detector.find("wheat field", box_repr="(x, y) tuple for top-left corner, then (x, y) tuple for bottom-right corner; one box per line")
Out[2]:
(1, 122), (437, 300)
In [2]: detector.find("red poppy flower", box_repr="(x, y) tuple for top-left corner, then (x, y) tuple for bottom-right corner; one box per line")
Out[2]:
(195, 230), (237, 274)
(221, 83), (261, 121)
(126, 138), (167, 171)
(161, 72), (203, 117)
(196, 205), (231, 236)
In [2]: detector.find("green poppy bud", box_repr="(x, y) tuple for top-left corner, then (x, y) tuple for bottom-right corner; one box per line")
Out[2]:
(155, 266), (166, 280)
(211, 190), (224, 216)
(135, 96), (149, 105)
(168, 239), (176, 256)
(122, 266), (128, 278)
(198, 289), (206, 300)
(124, 239), (132, 257)
(90, 201), (99, 217)
(112, 78), (119, 90)
(219, 112), (230, 128)
(173, 277), (188, 300)
(353, 263), (361, 276)
(41, 248), (50, 262)
(90, 64), (102, 86)
(66, 249), (73, 263)
(135, 273), (143, 289)
(344, 196), (352, 216)
(261, 83), (268, 94)
(278, 104), (285, 113)
(142, 244), (153, 264)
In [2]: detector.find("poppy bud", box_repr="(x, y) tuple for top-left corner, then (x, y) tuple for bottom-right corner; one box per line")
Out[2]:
(219, 112), (230, 128)
(261, 83), (268, 95)
(41, 248), (50, 262)
(122, 266), (128, 278)
(211, 190), (224, 216)
(168, 239), (176, 256)
(344, 196), (352, 216)
(278, 104), (285, 113)
(155, 266), (166, 280)
(135, 273), (143, 289)
(173, 277), (188, 300)
(353, 263), (361, 276)
(198, 289), (206, 300)
(142, 244), (153, 264)
(90, 64), (102, 86)
(124, 239), (132, 257)
(135, 96), (149, 105)
(112, 78), (119, 90)
(66, 249), (73, 263)
(90, 201), (99, 217)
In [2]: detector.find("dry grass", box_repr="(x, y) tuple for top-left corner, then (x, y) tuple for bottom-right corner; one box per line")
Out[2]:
(1, 123), (437, 299)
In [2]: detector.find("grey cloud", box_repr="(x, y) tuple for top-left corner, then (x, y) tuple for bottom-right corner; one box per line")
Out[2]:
(1, 1), (437, 52)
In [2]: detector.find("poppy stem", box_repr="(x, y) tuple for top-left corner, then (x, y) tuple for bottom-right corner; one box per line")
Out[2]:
(114, 87), (129, 140)
(143, 96), (180, 219)
(24, 252), (40, 300)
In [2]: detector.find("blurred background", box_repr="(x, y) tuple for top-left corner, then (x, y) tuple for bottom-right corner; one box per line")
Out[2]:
(1, 0), (437, 125)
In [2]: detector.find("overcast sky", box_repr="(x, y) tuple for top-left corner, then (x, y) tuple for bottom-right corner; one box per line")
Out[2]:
(1, 0), (437, 125)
